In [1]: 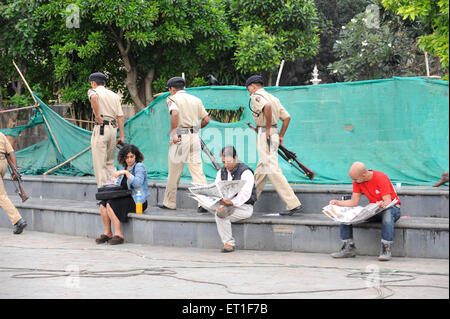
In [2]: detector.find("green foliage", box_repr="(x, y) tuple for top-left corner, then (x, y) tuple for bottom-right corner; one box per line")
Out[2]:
(234, 24), (282, 74)
(190, 77), (209, 87)
(0, 0), (54, 102)
(208, 107), (244, 123)
(4, 0), (445, 125)
(328, 6), (442, 81)
(0, 0), (40, 58)
(382, 0), (449, 80)
(230, 0), (320, 79)
(307, 0), (372, 84)
(8, 93), (33, 107)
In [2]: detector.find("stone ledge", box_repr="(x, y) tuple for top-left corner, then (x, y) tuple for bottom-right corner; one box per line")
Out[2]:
(3, 196), (448, 258)
(11, 196), (449, 231)
(7, 174), (449, 196)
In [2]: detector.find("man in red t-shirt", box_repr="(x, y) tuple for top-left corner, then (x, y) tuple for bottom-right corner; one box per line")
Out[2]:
(329, 162), (401, 261)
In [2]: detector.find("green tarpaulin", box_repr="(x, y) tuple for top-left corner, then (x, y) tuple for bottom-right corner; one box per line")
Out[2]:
(1, 77), (448, 185)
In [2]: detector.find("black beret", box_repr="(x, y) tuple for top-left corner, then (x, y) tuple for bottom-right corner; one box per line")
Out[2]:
(245, 75), (264, 87)
(89, 72), (107, 82)
(166, 76), (186, 89)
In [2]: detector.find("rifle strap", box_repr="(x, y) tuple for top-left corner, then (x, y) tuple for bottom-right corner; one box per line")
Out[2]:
(248, 93), (267, 117)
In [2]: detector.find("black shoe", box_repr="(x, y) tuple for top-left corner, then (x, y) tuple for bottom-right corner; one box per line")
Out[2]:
(13, 218), (27, 234)
(197, 206), (208, 213)
(279, 205), (303, 216)
(158, 204), (175, 210)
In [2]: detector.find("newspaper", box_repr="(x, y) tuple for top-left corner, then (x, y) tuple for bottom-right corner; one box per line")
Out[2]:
(322, 199), (398, 225)
(188, 180), (246, 213)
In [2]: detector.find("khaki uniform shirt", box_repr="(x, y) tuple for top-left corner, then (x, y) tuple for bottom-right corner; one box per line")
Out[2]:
(166, 90), (208, 128)
(0, 132), (14, 155)
(250, 88), (290, 127)
(88, 86), (124, 122)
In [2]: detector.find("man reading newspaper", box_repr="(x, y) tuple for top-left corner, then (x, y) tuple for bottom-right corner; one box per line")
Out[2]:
(328, 162), (401, 261)
(198, 146), (256, 253)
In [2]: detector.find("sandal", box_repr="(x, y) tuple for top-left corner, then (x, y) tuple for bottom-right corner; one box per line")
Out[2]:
(95, 234), (112, 244)
(108, 235), (124, 245)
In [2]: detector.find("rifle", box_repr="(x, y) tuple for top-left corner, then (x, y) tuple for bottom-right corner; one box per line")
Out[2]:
(5, 153), (29, 202)
(247, 123), (315, 180)
(199, 137), (221, 171)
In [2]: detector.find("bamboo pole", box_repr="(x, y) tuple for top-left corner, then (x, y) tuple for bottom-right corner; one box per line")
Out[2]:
(43, 145), (91, 175)
(12, 60), (63, 156)
(64, 118), (95, 124)
(0, 104), (38, 114)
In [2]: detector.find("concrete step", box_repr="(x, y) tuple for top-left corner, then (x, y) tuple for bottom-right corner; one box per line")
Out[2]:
(1, 196), (448, 259)
(4, 175), (449, 218)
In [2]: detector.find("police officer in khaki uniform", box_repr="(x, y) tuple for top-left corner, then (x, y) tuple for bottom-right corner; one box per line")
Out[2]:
(158, 77), (210, 212)
(0, 132), (27, 234)
(88, 72), (125, 188)
(246, 75), (303, 216)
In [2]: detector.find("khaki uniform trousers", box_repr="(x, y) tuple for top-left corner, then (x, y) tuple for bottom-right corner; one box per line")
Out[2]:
(0, 159), (22, 225)
(254, 128), (301, 211)
(163, 132), (207, 209)
(91, 124), (117, 188)
(215, 204), (253, 246)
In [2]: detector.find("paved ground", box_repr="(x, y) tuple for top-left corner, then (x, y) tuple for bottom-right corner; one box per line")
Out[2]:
(0, 227), (448, 300)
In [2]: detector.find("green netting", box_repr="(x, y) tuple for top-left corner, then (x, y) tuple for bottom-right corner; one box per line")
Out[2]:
(0, 108), (44, 138)
(1, 77), (448, 185)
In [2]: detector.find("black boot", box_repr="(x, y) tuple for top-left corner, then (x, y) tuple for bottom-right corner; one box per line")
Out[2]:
(13, 218), (27, 234)
(279, 205), (303, 216)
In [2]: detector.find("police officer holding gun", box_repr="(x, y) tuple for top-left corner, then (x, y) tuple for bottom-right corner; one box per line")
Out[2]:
(159, 77), (210, 213)
(0, 132), (27, 234)
(88, 72), (125, 188)
(245, 75), (303, 216)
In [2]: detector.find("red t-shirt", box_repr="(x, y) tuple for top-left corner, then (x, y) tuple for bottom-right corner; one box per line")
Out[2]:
(353, 170), (401, 205)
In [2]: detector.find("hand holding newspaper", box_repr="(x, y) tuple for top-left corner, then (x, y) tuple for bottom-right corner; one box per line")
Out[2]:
(322, 199), (398, 225)
(188, 180), (246, 213)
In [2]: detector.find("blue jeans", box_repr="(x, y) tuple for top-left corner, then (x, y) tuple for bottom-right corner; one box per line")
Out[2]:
(340, 206), (401, 242)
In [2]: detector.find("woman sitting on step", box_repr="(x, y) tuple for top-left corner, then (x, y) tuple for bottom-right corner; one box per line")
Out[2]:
(95, 144), (149, 245)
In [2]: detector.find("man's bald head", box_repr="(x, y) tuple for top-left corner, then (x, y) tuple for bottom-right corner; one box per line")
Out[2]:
(349, 162), (372, 183)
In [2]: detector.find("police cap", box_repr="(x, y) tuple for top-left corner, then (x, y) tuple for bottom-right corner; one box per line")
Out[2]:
(89, 72), (107, 82)
(245, 75), (264, 87)
(166, 77), (186, 89)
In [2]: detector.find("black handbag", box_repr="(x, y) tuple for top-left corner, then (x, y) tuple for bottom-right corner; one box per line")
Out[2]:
(95, 184), (132, 200)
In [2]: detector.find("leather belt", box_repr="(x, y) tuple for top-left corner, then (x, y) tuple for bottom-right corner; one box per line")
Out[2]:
(176, 127), (198, 135)
(257, 125), (278, 133)
(95, 120), (116, 126)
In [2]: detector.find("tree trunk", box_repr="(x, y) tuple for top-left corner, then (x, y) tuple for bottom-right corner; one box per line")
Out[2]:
(2, 61), (24, 147)
(144, 67), (155, 106)
(267, 71), (273, 86)
(11, 60), (26, 96)
(113, 32), (146, 112)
